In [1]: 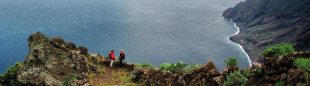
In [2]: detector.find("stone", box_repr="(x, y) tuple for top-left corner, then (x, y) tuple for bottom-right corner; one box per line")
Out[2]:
(16, 32), (89, 85)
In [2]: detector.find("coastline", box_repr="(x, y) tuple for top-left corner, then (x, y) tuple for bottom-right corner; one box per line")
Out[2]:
(228, 21), (252, 67)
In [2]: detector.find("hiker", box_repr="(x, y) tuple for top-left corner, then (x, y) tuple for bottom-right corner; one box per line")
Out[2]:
(119, 49), (125, 67)
(109, 50), (115, 67)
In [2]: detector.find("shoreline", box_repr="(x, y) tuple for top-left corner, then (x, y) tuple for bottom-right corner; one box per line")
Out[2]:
(228, 21), (252, 67)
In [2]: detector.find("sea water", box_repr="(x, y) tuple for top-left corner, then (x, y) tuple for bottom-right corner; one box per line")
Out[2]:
(0, 0), (247, 73)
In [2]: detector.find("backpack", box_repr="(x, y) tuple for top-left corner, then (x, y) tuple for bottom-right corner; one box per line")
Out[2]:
(120, 52), (125, 59)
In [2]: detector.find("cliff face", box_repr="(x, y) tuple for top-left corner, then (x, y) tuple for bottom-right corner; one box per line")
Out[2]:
(1, 32), (309, 85)
(132, 51), (310, 85)
(17, 32), (89, 85)
(223, 0), (310, 59)
(0, 32), (134, 85)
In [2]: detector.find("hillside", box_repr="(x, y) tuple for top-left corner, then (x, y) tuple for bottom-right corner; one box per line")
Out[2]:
(0, 32), (309, 85)
(132, 51), (310, 85)
(223, 0), (310, 60)
(0, 32), (136, 85)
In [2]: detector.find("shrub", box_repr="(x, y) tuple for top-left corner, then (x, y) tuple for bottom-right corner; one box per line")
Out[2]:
(192, 64), (201, 68)
(183, 64), (200, 73)
(134, 63), (152, 69)
(224, 70), (248, 86)
(0, 62), (23, 85)
(225, 57), (238, 67)
(294, 58), (310, 71)
(63, 74), (77, 86)
(262, 43), (294, 57)
(159, 62), (188, 73)
(159, 63), (173, 71)
(242, 69), (251, 77)
(294, 58), (310, 85)
(251, 67), (263, 76)
(60, 53), (67, 59)
(275, 81), (285, 86)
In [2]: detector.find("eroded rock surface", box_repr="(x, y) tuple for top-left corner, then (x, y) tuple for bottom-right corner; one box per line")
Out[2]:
(223, 0), (310, 59)
(132, 61), (221, 86)
(17, 32), (89, 85)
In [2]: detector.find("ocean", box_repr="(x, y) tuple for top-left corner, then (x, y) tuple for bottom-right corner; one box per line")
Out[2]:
(0, 0), (248, 73)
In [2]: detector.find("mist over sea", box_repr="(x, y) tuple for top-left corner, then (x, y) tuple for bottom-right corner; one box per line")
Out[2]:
(0, 0), (248, 73)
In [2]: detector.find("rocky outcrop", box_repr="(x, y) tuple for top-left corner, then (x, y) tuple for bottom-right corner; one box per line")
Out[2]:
(223, 0), (310, 59)
(247, 52), (310, 85)
(132, 61), (221, 86)
(17, 32), (89, 85)
(132, 51), (310, 85)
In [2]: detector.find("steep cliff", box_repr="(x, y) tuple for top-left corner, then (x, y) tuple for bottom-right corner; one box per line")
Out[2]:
(0, 32), (135, 85)
(16, 32), (89, 85)
(223, 0), (310, 59)
(0, 32), (309, 85)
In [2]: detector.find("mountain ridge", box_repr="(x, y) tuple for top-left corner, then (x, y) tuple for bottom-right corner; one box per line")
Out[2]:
(223, 0), (310, 60)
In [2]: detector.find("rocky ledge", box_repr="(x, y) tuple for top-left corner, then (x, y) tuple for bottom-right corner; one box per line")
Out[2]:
(18, 32), (89, 85)
(223, 0), (310, 60)
(132, 51), (310, 85)
(0, 32), (134, 85)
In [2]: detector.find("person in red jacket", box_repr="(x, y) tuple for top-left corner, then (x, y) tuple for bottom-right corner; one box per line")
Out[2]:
(119, 49), (125, 67)
(109, 50), (115, 67)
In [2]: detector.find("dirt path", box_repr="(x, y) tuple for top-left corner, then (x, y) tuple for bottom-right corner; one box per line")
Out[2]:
(91, 67), (119, 86)
(89, 67), (137, 86)
(100, 67), (113, 82)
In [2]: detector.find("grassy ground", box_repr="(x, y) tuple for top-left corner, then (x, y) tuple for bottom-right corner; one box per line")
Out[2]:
(89, 66), (139, 86)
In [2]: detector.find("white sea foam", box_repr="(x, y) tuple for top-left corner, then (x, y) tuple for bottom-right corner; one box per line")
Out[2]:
(228, 22), (252, 67)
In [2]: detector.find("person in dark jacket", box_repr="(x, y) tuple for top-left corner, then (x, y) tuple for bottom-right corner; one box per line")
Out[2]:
(119, 49), (125, 67)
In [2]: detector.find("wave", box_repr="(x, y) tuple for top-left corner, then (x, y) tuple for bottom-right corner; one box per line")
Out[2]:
(228, 21), (252, 67)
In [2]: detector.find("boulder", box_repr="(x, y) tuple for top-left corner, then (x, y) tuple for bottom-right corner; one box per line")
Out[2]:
(17, 32), (89, 85)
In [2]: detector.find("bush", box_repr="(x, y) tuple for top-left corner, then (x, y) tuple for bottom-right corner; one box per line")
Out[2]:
(294, 58), (310, 71)
(159, 62), (188, 73)
(242, 69), (251, 77)
(262, 43), (294, 57)
(251, 67), (263, 76)
(159, 63), (173, 70)
(0, 62), (23, 85)
(225, 57), (238, 67)
(63, 74), (77, 86)
(294, 58), (310, 85)
(134, 63), (152, 69)
(224, 70), (248, 86)
(275, 81), (284, 86)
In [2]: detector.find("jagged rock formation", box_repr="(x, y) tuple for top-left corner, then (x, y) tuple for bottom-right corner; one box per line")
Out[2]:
(247, 51), (310, 85)
(17, 32), (89, 85)
(132, 61), (221, 86)
(132, 51), (310, 85)
(223, 0), (310, 59)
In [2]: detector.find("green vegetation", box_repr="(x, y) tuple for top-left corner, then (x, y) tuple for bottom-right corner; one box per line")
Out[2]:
(115, 69), (140, 86)
(159, 62), (189, 73)
(275, 81), (284, 86)
(0, 62), (23, 85)
(224, 70), (248, 86)
(251, 67), (262, 76)
(225, 57), (238, 67)
(242, 69), (251, 77)
(60, 53), (67, 60)
(294, 58), (310, 71)
(63, 74), (77, 86)
(294, 58), (310, 85)
(262, 43), (294, 57)
(134, 63), (152, 69)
